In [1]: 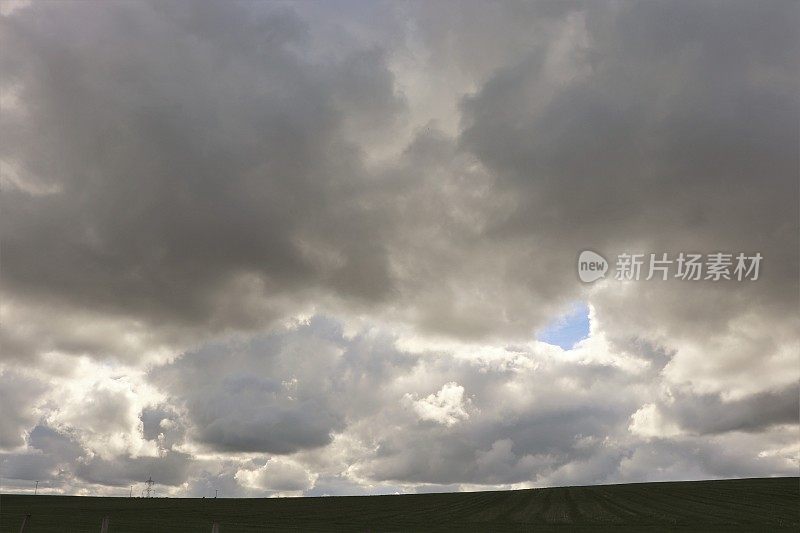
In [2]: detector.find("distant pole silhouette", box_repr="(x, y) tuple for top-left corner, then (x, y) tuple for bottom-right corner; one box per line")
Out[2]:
(34, 481), (38, 495)
(130, 485), (133, 498)
(215, 489), (218, 498)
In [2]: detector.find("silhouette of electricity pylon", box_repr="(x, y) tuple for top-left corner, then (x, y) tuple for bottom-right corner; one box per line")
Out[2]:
(145, 477), (155, 498)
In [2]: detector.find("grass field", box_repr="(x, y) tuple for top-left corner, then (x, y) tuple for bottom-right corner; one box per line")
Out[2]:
(1, 477), (797, 532)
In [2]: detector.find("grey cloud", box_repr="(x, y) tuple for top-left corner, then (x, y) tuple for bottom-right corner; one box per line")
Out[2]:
(150, 317), (417, 454)
(0, 452), (59, 483)
(76, 451), (193, 487)
(1, 425), (83, 484)
(357, 359), (643, 486)
(139, 404), (187, 451)
(617, 433), (798, 483)
(1, 0), (402, 345)
(655, 386), (799, 436)
(28, 425), (85, 460)
(459, 0), (798, 284)
(183, 462), (250, 498)
(304, 474), (409, 497)
(0, 371), (47, 449)
(1, 424), (191, 491)
(75, 385), (137, 434)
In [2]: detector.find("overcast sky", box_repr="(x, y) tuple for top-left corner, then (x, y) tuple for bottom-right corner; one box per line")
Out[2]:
(1, 0), (798, 497)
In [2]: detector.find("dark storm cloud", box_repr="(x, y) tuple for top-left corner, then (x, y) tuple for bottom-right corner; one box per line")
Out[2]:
(1, 0), (402, 340)
(651, 385), (799, 436)
(459, 0), (799, 315)
(2, 0), (796, 349)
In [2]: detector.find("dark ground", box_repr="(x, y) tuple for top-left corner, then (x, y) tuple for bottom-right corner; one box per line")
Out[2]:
(1, 477), (797, 532)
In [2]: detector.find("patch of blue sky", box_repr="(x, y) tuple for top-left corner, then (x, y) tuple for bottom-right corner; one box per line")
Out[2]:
(537, 302), (590, 350)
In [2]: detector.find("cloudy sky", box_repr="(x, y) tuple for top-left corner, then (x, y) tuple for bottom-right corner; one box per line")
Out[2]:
(1, 0), (798, 497)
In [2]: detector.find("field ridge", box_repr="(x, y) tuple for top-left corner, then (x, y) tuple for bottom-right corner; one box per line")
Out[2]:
(1, 476), (797, 532)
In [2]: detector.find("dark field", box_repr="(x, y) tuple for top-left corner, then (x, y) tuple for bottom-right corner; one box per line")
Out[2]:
(1, 477), (797, 532)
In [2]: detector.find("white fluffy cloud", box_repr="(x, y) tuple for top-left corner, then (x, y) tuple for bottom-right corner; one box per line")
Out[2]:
(236, 457), (318, 494)
(404, 382), (473, 427)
